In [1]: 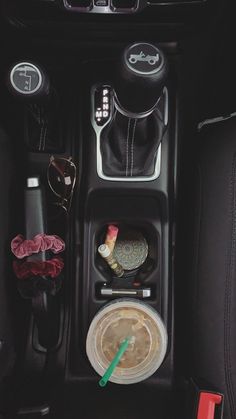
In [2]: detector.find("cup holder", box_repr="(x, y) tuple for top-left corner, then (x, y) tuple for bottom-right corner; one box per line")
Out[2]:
(94, 221), (160, 299)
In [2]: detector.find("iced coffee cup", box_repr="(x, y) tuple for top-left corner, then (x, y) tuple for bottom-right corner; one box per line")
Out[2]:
(86, 299), (168, 385)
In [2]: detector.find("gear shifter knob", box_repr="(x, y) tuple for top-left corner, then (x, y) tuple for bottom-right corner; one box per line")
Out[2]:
(114, 43), (168, 116)
(8, 62), (50, 102)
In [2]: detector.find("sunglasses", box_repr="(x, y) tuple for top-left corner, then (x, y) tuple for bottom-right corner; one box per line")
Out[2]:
(47, 155), (77, 215)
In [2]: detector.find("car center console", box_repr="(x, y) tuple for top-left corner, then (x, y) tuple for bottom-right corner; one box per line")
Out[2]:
(0, 0), (224, 415)
(65, 43), (175, 387)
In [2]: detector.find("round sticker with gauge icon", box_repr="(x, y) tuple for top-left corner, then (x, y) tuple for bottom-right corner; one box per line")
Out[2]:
(10, 62), (42, 95)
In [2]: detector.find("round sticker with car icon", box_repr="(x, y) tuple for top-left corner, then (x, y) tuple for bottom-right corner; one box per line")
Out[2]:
(124, 43), (164, 75)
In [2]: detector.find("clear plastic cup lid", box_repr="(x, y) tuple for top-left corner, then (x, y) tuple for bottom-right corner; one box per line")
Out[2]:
(86, 299), (168, 385)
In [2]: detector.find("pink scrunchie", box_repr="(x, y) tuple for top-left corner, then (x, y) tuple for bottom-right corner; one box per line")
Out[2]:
(11, 234), (65, 259)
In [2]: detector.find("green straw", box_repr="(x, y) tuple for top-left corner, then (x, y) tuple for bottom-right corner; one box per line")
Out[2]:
(99, 337), (130, 387)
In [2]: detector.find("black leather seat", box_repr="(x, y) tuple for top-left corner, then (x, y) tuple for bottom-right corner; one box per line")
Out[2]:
(192, 116), (236, 419)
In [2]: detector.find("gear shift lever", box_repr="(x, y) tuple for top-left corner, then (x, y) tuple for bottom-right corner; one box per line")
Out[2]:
(114, 43), (168, 116)
(92, 43), (168, 179)
(7, 62), (63, 152)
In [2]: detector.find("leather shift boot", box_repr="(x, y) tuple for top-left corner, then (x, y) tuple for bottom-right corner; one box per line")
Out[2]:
(100, 107), (165, 177)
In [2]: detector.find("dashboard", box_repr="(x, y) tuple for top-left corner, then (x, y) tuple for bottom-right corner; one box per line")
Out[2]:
(2, 0), (218, 33)
(60, 0), (206, 14)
